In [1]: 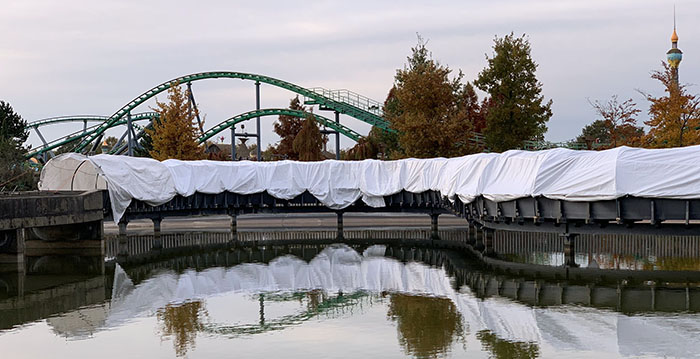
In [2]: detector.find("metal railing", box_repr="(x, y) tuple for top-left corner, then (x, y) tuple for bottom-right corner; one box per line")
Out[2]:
(306, 88), (384, 117)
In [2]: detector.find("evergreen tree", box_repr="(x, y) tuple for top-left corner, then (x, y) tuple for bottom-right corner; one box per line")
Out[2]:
(0, 101), (28, 146)
(641, 63), (700, 148)
(0, 100), (34, 190)
(575, 120), (610, 147)
(147, 83), (205, 161)
(475, 33), (552, 152)
(384, 36), (479, 158)
(273, 96), (306, 160)
(292, 113), (324, 161)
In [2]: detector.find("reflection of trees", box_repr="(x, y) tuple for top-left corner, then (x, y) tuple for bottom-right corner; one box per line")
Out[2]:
(157, 301), (208, 357)
(306, 289), (324, 311)
(387, 294), (464, 359)
(651, 257), (700, 271)
(203, 291), (369, 337)
(476, 330), (539, 359)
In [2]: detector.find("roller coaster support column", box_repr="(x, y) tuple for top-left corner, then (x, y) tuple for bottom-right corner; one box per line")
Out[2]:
(255, 81), (261, 161)
(152, 217), (162, 250)
(127, 112), (134, 156)
(483, 227), (495, 256)
(187, 82), (204, 135)
(34, 128), (53, 162)
(336, 211), (344, 240)
(430, 213), (440, 240)
(561, 232), (579, 267)
(117, 219), (129, 259)
(83, 119), (87, 134)
(231, 127), (236, 161)
(335, 111), (340, 160)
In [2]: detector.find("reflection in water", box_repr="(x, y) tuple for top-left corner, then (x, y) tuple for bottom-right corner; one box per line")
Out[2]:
(387, 294), (464, 359)
(494, 231), (700, 270)
(157, 301), (208, 357)
(202, 291), (372, 338)
(5, 242), (700, 358)
(476, 330), (539, 359)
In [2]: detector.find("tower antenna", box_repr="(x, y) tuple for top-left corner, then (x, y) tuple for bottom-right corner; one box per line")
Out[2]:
(674, 4), (676, 31)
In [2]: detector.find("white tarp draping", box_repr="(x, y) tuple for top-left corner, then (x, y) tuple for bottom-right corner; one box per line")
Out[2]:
(38, 145), (700, 224)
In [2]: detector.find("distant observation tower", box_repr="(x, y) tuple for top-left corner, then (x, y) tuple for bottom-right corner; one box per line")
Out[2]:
(666, 13), (683, 86)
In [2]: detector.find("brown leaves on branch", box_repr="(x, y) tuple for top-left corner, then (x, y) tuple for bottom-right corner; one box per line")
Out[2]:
(588, 95), (643, 148)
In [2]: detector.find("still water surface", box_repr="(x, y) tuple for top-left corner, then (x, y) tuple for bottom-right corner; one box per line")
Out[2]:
(1, 243), (699, 358)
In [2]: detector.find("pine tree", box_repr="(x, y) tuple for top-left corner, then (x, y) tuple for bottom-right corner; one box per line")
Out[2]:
(0, 100), (34, 190)
(147, 83), (205, 161)
(475, 33), (552, 152)
(292, 113), (324, 161)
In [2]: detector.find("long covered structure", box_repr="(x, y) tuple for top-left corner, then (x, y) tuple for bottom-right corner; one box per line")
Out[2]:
(39, 146), (700, 226)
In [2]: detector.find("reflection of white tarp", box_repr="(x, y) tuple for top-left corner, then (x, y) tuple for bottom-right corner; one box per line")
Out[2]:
(39, 146), (700, 223)
(44, 244), (700, 357)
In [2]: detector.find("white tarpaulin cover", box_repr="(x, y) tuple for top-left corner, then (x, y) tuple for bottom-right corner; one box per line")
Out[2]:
(39, 145), (700, 224)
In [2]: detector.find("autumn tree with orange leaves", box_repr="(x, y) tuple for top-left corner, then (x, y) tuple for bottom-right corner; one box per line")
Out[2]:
(641, 63), (700, 148)
(147, 82), (205, 161)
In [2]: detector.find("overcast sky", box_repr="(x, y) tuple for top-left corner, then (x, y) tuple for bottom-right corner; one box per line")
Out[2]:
(2, 0), (698, 151)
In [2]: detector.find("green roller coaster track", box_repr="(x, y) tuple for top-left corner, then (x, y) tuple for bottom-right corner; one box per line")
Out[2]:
(74, 71), (393, 153)
(26, 115), (112, 129)
(199, 108), (361, 143)
(28, 108), (362, 159)
(25, 112), (159, 159)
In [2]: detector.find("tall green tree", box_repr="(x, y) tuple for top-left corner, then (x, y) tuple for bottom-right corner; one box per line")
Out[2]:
(0, 101), (34, 190)
(292, 113), (324, 161)
(147, 83), (205, 161)
(475, 33), (552, 152)
(0, 101), (28, 146)
(384, 37), (481, 158)
(273, 96), (306, 160)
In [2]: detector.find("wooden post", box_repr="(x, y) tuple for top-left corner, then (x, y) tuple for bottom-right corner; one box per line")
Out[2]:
(337, 211), (344, 241)
(562, 232), (578, 267)
(474, 225), (485, 252)
(483, 227), (495, 256)
(430, 213), (440, 240)
(229, 210), (238, 245)
(468, 222), (477, 245)
(152, 217), (162, 250)
(117, 219), (129, 258)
